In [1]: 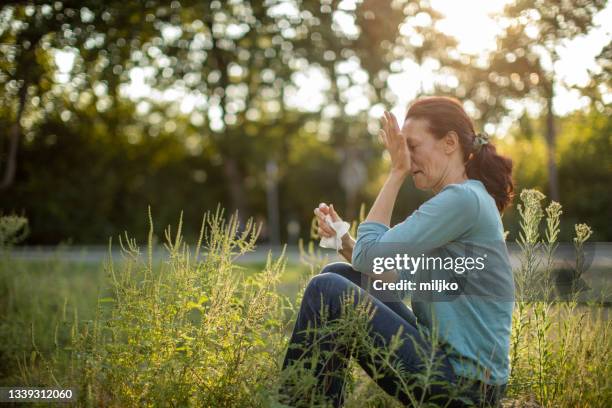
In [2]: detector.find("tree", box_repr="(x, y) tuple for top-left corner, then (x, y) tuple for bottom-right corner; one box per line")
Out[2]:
(0, 4), (62, 189)
(0, 1), (461, 243)
(451, 0), (606, 201)
(285, 0), (456, 218)
(581, 41), (612, 115)
(0, 1), (163, 190)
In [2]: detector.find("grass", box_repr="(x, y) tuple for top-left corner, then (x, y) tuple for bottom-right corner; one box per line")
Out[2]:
(0, 255), (308, 386)
(0, 197), (610, 407)
(0, 254), (105, 384)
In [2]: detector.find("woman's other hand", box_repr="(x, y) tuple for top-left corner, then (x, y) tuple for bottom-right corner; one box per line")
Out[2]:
(379, 110), (411, 176)
(315, 203), (355, 262)
(314, 203), (342, 238)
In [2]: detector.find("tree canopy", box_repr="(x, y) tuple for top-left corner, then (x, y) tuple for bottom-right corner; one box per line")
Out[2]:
(1, 0), (610, 243)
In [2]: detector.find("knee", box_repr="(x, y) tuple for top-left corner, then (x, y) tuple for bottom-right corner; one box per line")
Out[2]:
(320, 261), (354, 276)
(303, 273), (364, 319)
(305, 272), (347, 300)
(306, 272), (336, 294)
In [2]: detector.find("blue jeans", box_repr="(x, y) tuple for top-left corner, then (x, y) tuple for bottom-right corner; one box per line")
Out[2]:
(281, 262), (505, 407)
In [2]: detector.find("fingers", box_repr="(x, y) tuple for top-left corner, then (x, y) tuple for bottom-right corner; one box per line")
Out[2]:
(381, 113), (389, 135)
(314, 203), (342, 237)
(378, 129), (388, 148)
(329, 204), (340, 222)
(381, 111), (403, 148)
(317, 217), (335, 237)
(384, 111), (400, 137)
(314, 208), (326, 223)
(380, 111), (398, 148)
(381, 111), (400, 133)
(314, 205), (334, 237)
(318, 226), (334, 238)
(388, 111), (400, 134)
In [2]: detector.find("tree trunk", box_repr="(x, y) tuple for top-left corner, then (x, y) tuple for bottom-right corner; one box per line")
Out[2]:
(545, 94), (560, 202)
(222, 156), (248, 224)
(204, 10), (249, 224)
(265, 159), (280, 245)
(1, 82), (27, 190)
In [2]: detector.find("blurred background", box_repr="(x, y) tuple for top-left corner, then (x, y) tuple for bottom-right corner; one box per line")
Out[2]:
(0, 0), (610, 246)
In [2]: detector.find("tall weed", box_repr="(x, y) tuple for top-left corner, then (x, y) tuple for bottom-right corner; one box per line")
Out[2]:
(59, 207), (289, 407)
(508, 190), (611, 407)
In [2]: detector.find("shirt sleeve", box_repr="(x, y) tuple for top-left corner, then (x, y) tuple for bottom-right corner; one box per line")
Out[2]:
(351, 184), (480, 273)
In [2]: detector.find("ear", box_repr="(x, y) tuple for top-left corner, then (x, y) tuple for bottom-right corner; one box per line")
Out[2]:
(443, 131), (460, 155)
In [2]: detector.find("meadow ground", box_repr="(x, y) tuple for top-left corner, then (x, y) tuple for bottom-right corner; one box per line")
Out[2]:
(1, 250), (609, 407)
(0, 195), (610, 406)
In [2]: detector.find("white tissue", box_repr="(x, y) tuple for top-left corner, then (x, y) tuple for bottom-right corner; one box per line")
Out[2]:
(319, 214), (350, 251)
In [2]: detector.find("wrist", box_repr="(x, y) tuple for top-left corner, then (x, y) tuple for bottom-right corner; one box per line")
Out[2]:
(389, 168), (409, 180)
(340, 232), (354, 247)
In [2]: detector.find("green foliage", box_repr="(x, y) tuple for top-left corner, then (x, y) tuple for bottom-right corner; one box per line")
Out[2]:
(55, 208), (289, 406)
(1, 1), (610, 244)
(557, 109), (612, 240)
(0, 254), (105, 386)
(1, 0), (424, 241)
(0, 201), (610, 406)
(501, 109), (612, 240)
(0, 214), (28, 246)
(509, 188), (611, 407)
(452, 0), (608, 124)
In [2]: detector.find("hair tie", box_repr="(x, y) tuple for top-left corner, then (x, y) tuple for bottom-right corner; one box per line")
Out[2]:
(473, 132), (490, 151)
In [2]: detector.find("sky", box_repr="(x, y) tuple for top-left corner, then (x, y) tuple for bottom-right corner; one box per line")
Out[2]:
(427, 0), (612, 116)
(54, 1), (612, 134)
(380, 0), (612, 134)
(294, 0), (611, 134)
(284, 0), (612, 132)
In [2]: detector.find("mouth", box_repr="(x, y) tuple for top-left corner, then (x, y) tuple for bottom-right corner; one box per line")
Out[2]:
(412, 170), (423, 176)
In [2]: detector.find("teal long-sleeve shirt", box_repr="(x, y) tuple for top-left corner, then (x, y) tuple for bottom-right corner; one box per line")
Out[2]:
(352, 179), (514, 385)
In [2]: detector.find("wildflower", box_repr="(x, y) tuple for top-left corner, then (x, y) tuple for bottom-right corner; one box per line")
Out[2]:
(519, 189), (545, 206)
(574, 223), (593, 246)
(545, 201), (562, 219)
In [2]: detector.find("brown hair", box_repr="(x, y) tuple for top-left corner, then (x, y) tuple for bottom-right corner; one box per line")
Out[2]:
(405, 96), (514, 212)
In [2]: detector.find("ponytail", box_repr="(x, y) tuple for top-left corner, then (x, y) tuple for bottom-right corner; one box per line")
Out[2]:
(466, 143), (514, 212)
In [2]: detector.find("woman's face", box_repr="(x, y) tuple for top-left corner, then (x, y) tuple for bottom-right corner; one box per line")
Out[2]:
(401, 117), (451, 190)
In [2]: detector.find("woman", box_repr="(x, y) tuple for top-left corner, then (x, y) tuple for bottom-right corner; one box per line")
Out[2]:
(281, 96), (514, 407)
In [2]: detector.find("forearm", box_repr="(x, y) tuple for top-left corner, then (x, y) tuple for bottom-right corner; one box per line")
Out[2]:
(364, 170), (407, 226)
(338, 233), (355, 263)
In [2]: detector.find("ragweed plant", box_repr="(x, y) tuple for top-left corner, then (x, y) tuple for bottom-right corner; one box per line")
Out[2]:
(515, 189), (546, 301)
(3, 194), (608, 407)
(59, 207), (289, 407)
(507, 189), (610, 408)
(573, 223), (593, 283)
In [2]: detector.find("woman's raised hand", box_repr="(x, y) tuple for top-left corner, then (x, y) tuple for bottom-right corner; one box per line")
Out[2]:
(379, 110), (411, 176)
(314, 203), (342, 238)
